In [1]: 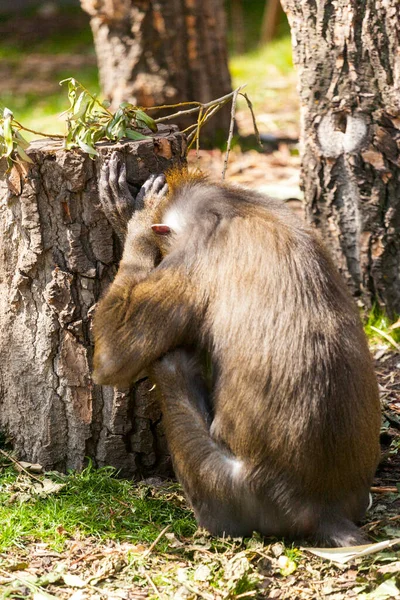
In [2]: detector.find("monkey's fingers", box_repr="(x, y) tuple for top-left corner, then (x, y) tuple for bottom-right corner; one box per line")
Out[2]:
(98, 159), (115, 215)
(97, 156), (127, 241)
(116, 160), (135, 219)
(135, 174), (158, 211)
(109, 153), (123, 201)
(137, 174), (169, 212)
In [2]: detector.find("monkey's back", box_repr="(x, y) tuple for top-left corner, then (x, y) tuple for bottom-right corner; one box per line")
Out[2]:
(187, 187), (380, 503)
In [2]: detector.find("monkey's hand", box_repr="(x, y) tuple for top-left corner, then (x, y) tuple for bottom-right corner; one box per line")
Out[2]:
(98, 153), (138, 242)
(134, 172), (168, 214)
(105, 170), (167, 287)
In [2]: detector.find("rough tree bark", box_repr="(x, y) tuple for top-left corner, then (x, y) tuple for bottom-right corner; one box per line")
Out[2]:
(80, 0), (233, 142)
(0, 126), (186, 475)
(281, 0), (400, 315)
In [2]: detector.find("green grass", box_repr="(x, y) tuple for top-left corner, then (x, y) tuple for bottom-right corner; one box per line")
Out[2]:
(0, 78), (99, 140)
(0, 465), (196, 552)
(0, 6), (99, 138)
(364, 305), (400, 349)
(230, 35), (294, 113)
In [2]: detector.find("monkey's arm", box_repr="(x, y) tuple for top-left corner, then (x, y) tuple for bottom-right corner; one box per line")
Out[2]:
(93, 259), (199, 388)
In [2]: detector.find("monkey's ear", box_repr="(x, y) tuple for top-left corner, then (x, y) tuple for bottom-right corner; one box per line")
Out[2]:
(152, 224), (171, 235)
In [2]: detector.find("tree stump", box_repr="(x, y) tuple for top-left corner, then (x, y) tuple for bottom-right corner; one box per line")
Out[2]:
(0, 125), (186, 476)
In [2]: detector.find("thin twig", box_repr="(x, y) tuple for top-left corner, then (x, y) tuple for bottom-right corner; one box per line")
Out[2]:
(147, 100), (203, 111)
(370, 485), (399, 493)
(222, 87), (240, 180)
(13, 120), (64, 139)
(154, 86), (246, 123)
(362, 514), (400, 530)
(144, 572), (161, 597)
(240, 92), (262, 147)
(187, 104), (223, 147)
(196, 106), (204, 163)
(143, 524), (171, 557)
(0, 448), (44, 486)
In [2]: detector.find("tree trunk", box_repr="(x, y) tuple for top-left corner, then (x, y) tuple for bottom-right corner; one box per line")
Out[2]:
(80, 0), (233, 144)
(260, 0), (283, 46)
(231, 0), (245, 54)
(281, 0), (400, 315)
(0, 126), (186, 476)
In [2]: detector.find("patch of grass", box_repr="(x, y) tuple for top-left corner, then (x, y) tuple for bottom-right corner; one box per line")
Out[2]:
(229, 35), (295, 116)
(0, 66), (100, 139)
(0, 465), (196, 553)
(364, 305), (400, 349)
(0, 5), (99, 138)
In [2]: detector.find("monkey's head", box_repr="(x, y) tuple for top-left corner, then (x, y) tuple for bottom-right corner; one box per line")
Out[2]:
(148, 169), (236, 259)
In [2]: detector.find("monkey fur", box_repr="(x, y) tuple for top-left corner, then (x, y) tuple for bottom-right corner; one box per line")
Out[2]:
(93, 155), (381, 547)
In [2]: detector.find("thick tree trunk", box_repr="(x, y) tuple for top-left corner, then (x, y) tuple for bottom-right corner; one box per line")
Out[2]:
(80, 0), (233, 143)
(281, 0), (400, 315)
(0, 126), (186, 476)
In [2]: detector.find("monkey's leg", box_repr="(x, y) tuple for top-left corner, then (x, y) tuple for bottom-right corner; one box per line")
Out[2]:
(151, 350), (283, 537)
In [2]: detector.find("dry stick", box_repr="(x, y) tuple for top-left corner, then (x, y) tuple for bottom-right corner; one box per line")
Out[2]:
(153, 87), (245, 124)
(363, 514), (400, 529)
(142, 524), (171, 558)
(370, 486), (399, 493)
(0, 448), (44, 486)
(13, 120), (64, 139)
(196, 106), (204, 163)
(222, 87), (240, 180)
(187, 104), (223, 148)
(187, 104), (216, 148)
(144, 572), (161, 597)
(240, 92), (262, 147)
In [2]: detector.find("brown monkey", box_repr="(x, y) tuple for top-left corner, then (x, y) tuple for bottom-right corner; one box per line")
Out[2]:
(93, 155), (381, 546)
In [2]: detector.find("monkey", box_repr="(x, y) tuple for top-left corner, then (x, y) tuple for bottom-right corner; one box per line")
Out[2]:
(93, 153), (381, 547)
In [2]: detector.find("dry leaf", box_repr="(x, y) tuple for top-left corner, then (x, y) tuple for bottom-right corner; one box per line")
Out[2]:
(304, 538), (400, 564)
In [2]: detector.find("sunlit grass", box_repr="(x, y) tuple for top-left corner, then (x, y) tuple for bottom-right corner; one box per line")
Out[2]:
(230, 36), (294, 112)
(364, 305), (400, 349)
(0, 465), (196, 552)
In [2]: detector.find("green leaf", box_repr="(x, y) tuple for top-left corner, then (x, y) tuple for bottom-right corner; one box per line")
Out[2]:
(14, 130), (30, 149)
(3, 109), (14, 157)
(16, 145), (33, 164)
(71, 91), (89, 121)
(134, 109), (158, 132)
(125, 129), (150, 141)
(77, 138), (98, 157)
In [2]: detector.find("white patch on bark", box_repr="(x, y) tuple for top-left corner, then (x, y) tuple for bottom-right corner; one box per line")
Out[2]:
(317, 113), (368, 157)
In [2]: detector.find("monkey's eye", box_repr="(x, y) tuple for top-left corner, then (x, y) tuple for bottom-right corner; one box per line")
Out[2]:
(152, 224), (171, 236)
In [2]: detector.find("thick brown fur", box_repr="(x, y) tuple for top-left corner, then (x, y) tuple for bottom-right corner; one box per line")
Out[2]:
(93, 160), (381, 547)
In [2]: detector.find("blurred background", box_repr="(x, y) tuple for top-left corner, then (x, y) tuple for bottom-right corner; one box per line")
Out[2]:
(0, 0), (301, 200)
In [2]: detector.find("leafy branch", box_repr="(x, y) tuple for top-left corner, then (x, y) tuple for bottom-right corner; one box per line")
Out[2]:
(0, 78), (260, 172)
